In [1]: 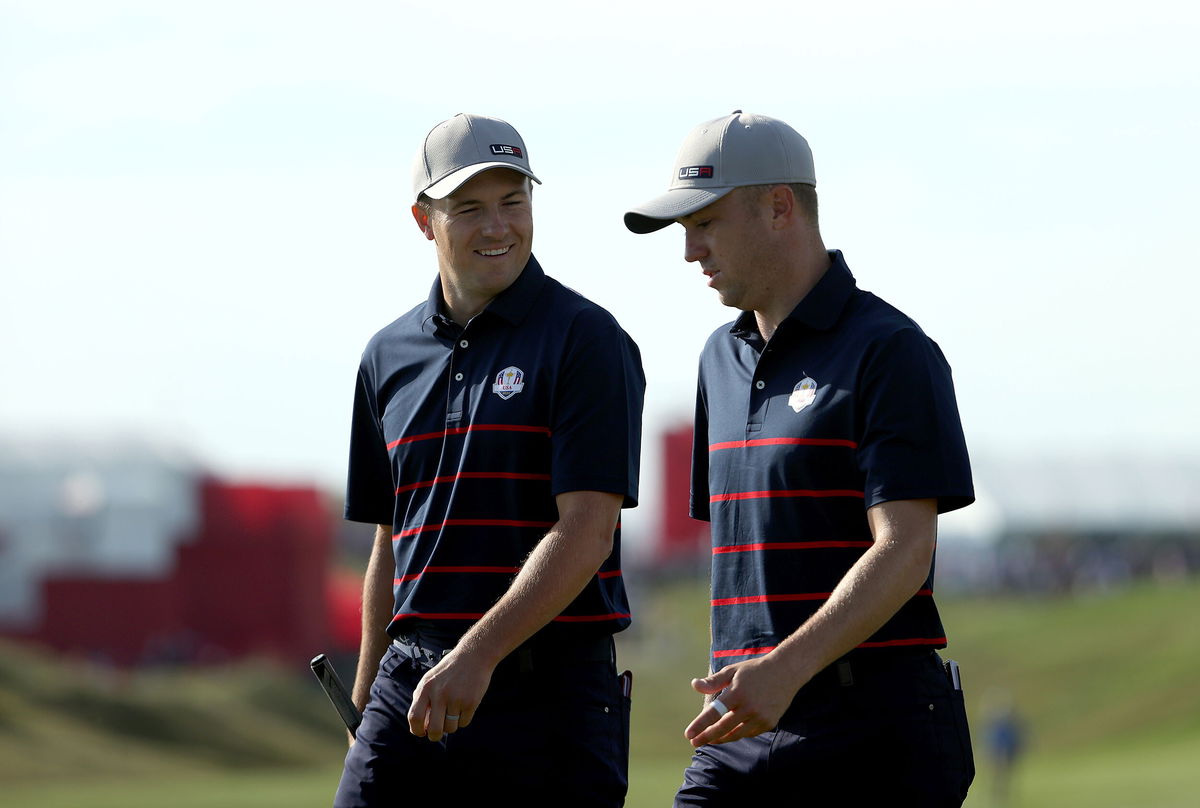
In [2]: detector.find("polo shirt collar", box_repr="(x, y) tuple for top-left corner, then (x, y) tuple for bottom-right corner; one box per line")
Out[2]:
(421, 254), (547, 333)
(730, 249), (856, 339)
(483, 253), (547, 325)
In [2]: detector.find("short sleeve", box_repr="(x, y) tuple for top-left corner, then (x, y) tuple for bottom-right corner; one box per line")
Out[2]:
(344, 365), (397, 525)
(549, 309), (646, 507)
(855, 327), (974, 514)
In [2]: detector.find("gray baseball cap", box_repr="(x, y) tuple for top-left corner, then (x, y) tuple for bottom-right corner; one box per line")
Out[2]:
(412, 113), (541, 203)
(624, 110), (816, 234)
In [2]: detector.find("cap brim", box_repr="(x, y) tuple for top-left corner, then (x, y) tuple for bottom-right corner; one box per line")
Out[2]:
(623, 187), (735, 234)
(420, 163), (542, 201)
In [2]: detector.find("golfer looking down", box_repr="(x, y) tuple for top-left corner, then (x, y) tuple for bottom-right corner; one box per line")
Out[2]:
(625, 110), (976, 806)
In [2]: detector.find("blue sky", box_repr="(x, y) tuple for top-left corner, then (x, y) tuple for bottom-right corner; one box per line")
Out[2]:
(2, 1), (1198, 540)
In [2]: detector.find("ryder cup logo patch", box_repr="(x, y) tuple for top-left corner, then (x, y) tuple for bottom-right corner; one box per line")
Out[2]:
(492, 366), (526, 400)
(788, 377), (818, 413)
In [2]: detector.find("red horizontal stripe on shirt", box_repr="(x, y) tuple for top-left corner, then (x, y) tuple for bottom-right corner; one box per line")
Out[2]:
(709, 437), (858, 451)
(712, 592), (832, 606)
(714, 540), (874, 554)
(392, 611), (628, 623)
(396, 566), (620, 584)
(713, 634), (944, 659)
(710, 489), (865, 503)
(388, 424), (551, 450)
(392, 612), (482, 622)
(713, 645), (777, 658)
(395, 471), (551, 495)
(395, 519), (555, 539)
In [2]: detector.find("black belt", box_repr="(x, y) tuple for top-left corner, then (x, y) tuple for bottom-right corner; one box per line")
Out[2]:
(391, 633), (614, 675)
(805, 647), (936, 692)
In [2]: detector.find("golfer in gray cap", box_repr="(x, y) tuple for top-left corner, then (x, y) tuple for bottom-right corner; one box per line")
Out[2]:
(334, 113), (645, 807)
(627, 111), (976, 806)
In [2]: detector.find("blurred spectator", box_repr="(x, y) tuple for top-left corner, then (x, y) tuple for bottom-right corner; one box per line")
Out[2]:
(983, 689), (1026, 807)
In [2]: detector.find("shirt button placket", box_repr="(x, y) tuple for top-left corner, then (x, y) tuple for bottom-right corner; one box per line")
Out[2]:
(456, 337), (469, 381)
(447, 333), (469, 422)
(748, 377), (767, 434)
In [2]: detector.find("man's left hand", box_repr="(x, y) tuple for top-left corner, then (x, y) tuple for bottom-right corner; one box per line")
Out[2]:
(684, 654), (802, 747)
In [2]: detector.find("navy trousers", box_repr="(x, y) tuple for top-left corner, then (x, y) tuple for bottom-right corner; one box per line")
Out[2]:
(675, 651), (974, 806)
(333, 639), (630, 807)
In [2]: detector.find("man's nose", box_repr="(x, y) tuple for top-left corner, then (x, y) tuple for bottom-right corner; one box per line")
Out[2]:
(683, 233), (707, 263)
(480, 206), (508, 237)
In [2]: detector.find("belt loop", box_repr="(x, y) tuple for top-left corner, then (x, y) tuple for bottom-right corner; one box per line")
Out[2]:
(837, 660), (854, 687)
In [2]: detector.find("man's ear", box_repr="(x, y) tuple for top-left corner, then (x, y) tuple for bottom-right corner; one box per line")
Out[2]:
(411, 204), (435, 241)
(769, 185), (795, 230)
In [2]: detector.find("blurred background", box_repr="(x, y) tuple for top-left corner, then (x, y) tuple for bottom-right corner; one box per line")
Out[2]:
(2, 1), (1198, 806)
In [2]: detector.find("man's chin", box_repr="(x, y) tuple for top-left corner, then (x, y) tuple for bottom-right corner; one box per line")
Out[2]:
(715, 291), (741, 309)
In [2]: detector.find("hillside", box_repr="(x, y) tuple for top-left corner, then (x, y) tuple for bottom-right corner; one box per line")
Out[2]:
(1, 578), (1199, 807)
(0, 643), (347, 784)
(620, 575), (1200, 750)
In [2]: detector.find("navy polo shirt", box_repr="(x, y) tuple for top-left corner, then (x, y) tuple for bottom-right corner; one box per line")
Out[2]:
(345, 255), (645, 642)
(691, 250), (973, 670)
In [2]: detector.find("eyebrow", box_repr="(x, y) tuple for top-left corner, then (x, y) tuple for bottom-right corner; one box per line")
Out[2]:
(449, 189), (529, 209)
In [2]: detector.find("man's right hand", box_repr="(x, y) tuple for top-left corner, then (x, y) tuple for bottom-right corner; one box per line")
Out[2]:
(407, 647), (495, 743)
(684, 653), (804, 747)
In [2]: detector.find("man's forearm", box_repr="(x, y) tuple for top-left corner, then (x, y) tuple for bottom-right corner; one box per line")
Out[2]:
(403, 491), (623, 742)
(351, 524), (396, 711)
(454, 491), (621, 668)
(770, 499), (937, 684)
(682, 500), (941, 747)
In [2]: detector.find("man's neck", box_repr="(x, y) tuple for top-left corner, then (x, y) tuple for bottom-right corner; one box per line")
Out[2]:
(754, 244), (830, 342)
(443, 293), (488, 328)
(439, 277), (497, 328)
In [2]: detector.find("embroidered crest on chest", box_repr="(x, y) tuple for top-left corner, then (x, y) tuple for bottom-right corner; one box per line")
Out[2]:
(492, 366), (526, 400)
(788, 377), (818, 413)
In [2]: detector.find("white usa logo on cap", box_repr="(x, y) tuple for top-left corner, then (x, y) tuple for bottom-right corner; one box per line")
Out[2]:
(492, 366), (526, 400)
(788, 377), (817, 413)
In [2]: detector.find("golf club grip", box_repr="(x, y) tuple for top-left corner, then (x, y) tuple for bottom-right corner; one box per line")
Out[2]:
(310, 653), (362, 736)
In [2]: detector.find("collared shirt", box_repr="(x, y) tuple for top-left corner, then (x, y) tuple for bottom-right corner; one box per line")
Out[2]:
(346, 255), (645, 642)
(691, 250), (973, 670)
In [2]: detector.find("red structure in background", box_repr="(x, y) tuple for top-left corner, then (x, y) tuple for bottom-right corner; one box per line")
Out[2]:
(659, 423), (709, 563)
(2, 422), (725, 667)
(13, 478), (351, 667)
(326, 566), (366, 654)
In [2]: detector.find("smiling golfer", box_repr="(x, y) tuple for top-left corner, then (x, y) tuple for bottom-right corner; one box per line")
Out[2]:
(333, 113), (645, 808)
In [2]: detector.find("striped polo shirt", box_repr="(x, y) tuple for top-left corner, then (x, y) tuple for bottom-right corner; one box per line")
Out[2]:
(691, 250), (973, 670)
(345, 255), (645, 644)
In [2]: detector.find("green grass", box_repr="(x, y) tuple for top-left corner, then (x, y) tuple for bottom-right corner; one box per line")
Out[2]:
(0, 769), (344, 808)
(945, 581), (1200, 753)
(1005, 732), (1200, 808)
(1, 578), (1199, 807)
